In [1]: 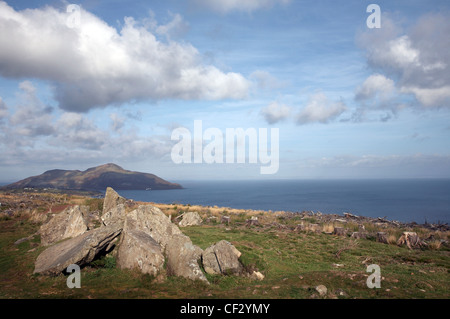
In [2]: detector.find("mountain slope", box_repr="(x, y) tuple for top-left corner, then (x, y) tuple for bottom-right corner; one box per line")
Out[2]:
(2, 163), (182, 191)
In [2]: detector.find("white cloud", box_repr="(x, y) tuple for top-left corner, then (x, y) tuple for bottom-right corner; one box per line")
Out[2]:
(193, 0), (291, 13)
(8, 81), (55, 138)
(355, 74), (395, 101)
(358, 13), (450, 108)
(0, 2), (250, 112)
(260, 101), (292, 124)
(400, 86), (450, 108)
(0, 81), (174, 167)
(297, 92), (347, 125)
(155, 12), (189, 40)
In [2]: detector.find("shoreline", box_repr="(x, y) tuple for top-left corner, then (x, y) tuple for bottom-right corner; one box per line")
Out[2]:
(1, 188), (448, 231)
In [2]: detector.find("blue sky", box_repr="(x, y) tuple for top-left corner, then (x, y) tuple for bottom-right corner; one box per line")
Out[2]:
(0, 0), (449, 182)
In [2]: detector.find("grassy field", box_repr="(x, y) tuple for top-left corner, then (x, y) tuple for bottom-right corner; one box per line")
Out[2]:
(0, 194), (449, 299)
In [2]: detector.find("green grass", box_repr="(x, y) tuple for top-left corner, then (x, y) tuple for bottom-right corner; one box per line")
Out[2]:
(1, 216), (449, 299)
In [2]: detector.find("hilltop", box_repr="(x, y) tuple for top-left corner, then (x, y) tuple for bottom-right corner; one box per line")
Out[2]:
(1, 163), (182, 191)
(0, 189), (448, 301)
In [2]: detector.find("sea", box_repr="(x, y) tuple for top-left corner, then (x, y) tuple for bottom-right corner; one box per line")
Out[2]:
(116, 179), (450, 225)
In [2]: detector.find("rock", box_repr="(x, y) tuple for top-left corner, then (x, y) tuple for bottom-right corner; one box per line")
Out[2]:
(206, 216), (217, 223)
(165, 234), (207, 282)
(351, 231), (367, 239)
(249, 271), (265, 281)
(397, 232), (424, 249)
(125, 205), (182, 252)
(101, 187), (126, 225)
(315, 285), (327, 296)
(40, 205), (88, 246)
(116, 227), (164, 276)
(221, 216), (230, 225)
(101, 203), (126, 227)
(376, 232), (388, 244)
(14, 234), (36, 245)
(34, 225), (122, 275)
(294, 223), (305, 232)
(246, 216), (259, 227)
(125, 205), (206, 282)
(179, 211), (202, 227)
(308, 223), (321, 233)
(333, 227), (347, 236)
(202, 240), (243, 275)
(335, 288), (347, 297)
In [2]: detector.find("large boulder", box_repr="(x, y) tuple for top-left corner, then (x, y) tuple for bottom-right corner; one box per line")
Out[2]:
(116, 228), (164, 276)
(126, 205), (207, 282)
(101, 187), (126, 225)
(40, 205), (88, 246)
(202, 240), (243, 275)
(179, 211), (202, 227)
(165, 234), (207, 282)
(34, 225), (122, 275)
(125, 205), (182, 251)
(101, 203), (126, 227)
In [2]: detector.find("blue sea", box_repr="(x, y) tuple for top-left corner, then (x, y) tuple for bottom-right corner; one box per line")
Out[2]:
(116, 179), (450, 224)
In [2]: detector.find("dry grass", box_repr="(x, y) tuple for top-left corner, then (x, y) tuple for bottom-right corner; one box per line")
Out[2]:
(387, 234), (398, 245)
(427, 240), (442, 250)
(322, 223), (335, 233)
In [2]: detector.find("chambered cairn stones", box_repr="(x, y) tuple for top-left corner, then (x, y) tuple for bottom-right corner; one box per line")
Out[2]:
(33, 187), (254, 284)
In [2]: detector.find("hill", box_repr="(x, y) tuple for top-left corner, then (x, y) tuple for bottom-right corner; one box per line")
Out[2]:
(2, 163), (182, 191)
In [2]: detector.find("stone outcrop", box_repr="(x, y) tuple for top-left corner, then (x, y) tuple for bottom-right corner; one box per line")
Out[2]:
(179, 211), (202, 227)
(33, 187), (252, 284)
(34, 225), (122, 275)
(165, 234), (207, 282)
(101, 187), (126, 226)
(125, 205), (182, 251)
(397, 232), (424, 249)
(333, 227), (347, 237)
(376, 232), (388, 244)
(116, 227), (164, 276)
(202, 240), (243, 275)
(39, 205), (88, 246)
(101, 203), (126, 228)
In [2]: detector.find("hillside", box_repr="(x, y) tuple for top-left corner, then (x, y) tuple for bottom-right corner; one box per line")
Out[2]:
(0, 190), (448, 303)
(2, 163), (182, 191)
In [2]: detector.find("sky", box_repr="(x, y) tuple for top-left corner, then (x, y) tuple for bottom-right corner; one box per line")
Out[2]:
(0, 0), (449, 182)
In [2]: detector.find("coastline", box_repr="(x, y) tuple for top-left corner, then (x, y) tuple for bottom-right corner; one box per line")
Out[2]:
(0, 189), (449, 299)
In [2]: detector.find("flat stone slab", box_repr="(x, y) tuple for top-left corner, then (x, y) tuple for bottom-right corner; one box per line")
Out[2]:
(34, 225), (122, 275)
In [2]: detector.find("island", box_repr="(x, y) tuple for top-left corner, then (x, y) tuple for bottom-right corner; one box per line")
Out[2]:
(1, 163), (182, 192)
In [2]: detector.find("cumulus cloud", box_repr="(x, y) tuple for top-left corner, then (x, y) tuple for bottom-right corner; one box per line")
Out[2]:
(260, 102), (292, 124)
(0, 2), (249, 112)
(193, 0), (291, 13)
(8, 81), (55, 138)
(297, 92), (347, 125)
(358, 12), (450, 108)
(355, 73), (395, 102)
(0, 81), (174, 167)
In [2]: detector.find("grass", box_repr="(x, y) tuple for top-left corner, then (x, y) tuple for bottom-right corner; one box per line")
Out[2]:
(0, 194), (449, 299)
